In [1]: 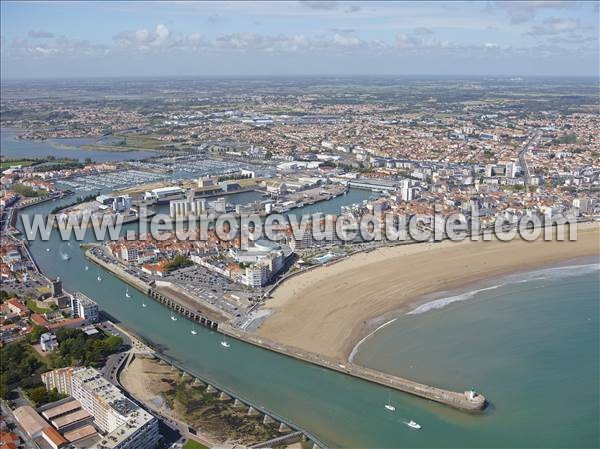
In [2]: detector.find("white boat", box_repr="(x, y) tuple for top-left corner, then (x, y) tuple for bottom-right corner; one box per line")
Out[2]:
(385, 392), (395, 412)
(46, 248), (51, 252)
(97, 275), (102, 282)
(84, 266), (89, 271)
(125, 289), (131, 299)
(220, 341), (231, 348)
(404, 420), (422, 430)
(170, 315), (177, 321)
(191, 330), (197, 335)
(142, 303), (147, 308)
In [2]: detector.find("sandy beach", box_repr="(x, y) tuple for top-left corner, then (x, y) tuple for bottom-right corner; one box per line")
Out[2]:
(256, 223), (600, 362)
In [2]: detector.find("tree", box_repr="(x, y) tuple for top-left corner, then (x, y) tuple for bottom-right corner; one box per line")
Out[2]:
(27, 386), (49, 406)
(29, 325), (48, 344)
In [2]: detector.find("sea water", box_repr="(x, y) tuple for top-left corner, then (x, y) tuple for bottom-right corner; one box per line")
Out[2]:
(355, 261), (600, 448)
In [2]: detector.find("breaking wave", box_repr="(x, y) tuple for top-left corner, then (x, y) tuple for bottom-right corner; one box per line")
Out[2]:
(406, 262), (599, 316)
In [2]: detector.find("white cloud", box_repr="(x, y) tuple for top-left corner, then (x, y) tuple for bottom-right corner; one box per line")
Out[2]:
(113, 24), (171, 49)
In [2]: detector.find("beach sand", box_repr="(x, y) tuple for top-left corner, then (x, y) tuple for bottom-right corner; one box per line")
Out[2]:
(256, 223), (600, 362)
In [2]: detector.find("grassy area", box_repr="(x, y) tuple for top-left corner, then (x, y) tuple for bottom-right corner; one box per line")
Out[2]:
(0, 159), (37, 170)
(26, 299), (52, 314)
(182, 440), (209, 449)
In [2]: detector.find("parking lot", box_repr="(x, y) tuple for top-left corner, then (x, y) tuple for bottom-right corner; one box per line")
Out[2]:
(165, 265), (253, 318)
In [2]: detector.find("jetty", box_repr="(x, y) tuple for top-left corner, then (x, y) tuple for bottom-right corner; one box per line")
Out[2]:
(85, 247), (487, 413)
(220, 324), (486, 412)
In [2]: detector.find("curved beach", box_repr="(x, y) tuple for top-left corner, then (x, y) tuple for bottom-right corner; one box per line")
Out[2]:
(256, 223), (600, 361)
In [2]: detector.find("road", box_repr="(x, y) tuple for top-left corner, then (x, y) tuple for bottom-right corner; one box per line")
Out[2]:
(519, 130), (541, 193)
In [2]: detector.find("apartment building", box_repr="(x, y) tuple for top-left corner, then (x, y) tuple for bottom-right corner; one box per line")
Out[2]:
(41, 367), (159, 449)
(71, 292), (100, 323)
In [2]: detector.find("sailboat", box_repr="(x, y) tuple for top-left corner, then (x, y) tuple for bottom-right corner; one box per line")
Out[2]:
(384, 392), (395, 412)
(125, 288), (131, 298)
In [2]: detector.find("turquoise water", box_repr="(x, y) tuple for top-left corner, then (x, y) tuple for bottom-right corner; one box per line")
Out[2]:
(355, 264), (600, 448)
(14, 192), (600, 447)
(1, 127), (156, 162)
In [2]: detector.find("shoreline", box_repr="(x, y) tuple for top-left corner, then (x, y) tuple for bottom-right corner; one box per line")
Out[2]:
(347, 256), (599, 363)
(256, 222), (600, 362)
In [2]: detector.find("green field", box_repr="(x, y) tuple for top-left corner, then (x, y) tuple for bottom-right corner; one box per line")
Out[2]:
(182, 440), (209, 449)
(0, 159), (38, 170)
(26, 299), (52, 314)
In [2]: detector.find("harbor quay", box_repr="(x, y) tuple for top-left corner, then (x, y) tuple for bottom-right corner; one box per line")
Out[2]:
(85, 247), (488, 413)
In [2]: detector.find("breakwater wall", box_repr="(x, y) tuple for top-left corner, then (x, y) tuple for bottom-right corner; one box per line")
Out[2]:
(85, 247), (487, 412)
(221, 324), (487, 412)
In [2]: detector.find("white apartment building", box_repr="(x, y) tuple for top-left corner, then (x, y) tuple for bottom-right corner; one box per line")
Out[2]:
(42, 367), (159, 449)
(71, 292), (100, 323)
(41, 367), (75, 396)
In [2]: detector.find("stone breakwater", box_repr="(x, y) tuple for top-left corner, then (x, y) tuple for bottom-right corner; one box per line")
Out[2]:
(221, 324), (487, 412)
(85, 246), (487, 412)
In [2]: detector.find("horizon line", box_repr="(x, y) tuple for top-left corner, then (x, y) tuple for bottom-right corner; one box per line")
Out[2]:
(2, 73), (599, 82)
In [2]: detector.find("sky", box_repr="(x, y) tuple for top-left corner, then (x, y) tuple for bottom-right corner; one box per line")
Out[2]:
(1, 1), (598, 79)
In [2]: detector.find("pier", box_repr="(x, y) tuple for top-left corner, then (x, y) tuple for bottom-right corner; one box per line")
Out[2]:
(221, 324), (487, 412)
(85, 247), (487, 413)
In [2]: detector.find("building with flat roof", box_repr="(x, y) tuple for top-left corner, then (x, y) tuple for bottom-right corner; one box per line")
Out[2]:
(42, 367), (158, 449)
(40, 332), (59, 352)
(144, 186), (184, 204)
(71, 293), (99, 323)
